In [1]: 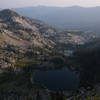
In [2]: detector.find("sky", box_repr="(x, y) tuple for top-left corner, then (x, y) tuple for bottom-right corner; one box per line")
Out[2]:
(0, 0), (100, 8)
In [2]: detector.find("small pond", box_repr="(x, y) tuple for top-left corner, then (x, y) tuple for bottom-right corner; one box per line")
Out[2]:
(34, 68), (79, 91)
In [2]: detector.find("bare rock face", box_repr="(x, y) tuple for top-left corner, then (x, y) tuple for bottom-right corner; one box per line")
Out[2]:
(0, 9), (55, 51)
(0, 9), (56, 70)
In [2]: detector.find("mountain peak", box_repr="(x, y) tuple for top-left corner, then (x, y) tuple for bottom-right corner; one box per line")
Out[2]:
(0, 9), (20, 19)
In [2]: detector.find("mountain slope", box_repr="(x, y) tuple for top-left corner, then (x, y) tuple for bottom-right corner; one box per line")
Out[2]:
(0, 9), (55, 51)
(0, 9), (57, 70)
(0, 9), (98, 70)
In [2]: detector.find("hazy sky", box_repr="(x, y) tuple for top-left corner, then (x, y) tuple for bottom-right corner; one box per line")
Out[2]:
(1, 0), (100, 8)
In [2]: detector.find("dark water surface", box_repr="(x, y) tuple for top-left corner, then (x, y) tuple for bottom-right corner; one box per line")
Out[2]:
(34, 68), (79, 91)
